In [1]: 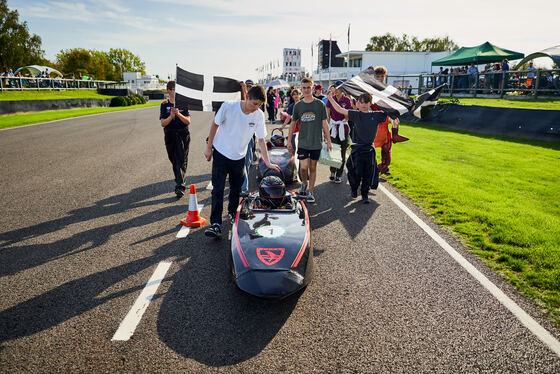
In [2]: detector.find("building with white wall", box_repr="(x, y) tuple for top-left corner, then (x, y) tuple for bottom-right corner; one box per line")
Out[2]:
(122, 72), (164, 91)
(312, 50), (454, 89)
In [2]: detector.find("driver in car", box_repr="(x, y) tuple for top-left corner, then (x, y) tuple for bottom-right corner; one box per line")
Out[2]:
(254, 176), (293, 210)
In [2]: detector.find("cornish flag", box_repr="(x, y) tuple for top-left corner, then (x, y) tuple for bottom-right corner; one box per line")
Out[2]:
(413, 84), (446, 119)
(336, 66), (415, 119)
(175, 66), (241, 112)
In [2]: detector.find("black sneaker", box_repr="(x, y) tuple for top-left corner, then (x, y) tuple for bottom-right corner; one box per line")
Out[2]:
(175, 189), (185, 199)
(334, 177), (342, 184)
(362, 196), (370, 204)
(329, 172), (335, 181)
(299, 184), (308, 197)
(205, 223), (222, 238)
(228, 213), (235, 225)
(351, 190), (358, 198)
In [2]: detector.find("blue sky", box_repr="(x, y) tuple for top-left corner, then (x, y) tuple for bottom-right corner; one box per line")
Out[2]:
(11, 0), (559, 80)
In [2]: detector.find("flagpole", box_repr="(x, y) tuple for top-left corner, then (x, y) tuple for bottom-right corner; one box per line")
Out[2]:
(328, 33), (332, 87)
(347, 24), (351, 80)
(174, 63), (177, 107)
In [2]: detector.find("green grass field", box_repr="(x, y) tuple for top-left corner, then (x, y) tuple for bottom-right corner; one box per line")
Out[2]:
(439, 97), (560, 110)
(0, 90), (115, 101)
(0, 102), (160, 129)
(387, 123), (560, 326)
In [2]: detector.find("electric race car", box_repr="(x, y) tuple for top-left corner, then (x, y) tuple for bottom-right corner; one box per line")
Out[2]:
(230, 176), (313, 299)
(257, 128), (297, 184)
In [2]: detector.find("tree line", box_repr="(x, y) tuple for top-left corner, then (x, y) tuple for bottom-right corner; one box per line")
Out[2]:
(366, 33), (458, 52)
(0, 0), (145, 80)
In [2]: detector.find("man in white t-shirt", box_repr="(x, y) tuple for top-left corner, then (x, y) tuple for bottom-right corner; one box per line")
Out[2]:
(204, 83), (280, 238)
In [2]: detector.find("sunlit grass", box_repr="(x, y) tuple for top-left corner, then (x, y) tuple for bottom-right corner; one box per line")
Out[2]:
(439, 97), (560, 110)
(387, 123), (560, 326)
(0, 90), (115, 101)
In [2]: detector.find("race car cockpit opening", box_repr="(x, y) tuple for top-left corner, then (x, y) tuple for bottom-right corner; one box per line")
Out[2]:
(254, 176), (293, 210)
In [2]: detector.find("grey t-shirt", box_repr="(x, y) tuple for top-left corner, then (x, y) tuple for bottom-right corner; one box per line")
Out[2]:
(347, 110), (387, 146)
(292, 98), (327, 150)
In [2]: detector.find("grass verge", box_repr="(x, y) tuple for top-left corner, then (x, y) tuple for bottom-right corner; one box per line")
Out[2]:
(387, 122), (560, 327)
(439, 97), (560, 110)
(0, 102), (160, 129)
(0, 90), (116, 101)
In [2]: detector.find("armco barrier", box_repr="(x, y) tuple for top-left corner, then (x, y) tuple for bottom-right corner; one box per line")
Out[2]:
(0, 98), (113, 115)
(405, 104), (560, 142)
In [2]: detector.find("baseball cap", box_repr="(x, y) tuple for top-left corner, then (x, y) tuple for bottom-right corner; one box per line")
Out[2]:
(334, 80), (344, 87)
(314, 84), (323, 90)
(245, 79), (254, 85)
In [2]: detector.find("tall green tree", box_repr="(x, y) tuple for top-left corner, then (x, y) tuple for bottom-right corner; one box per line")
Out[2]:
(0, 0), (45, 69)
(366, 33), (458, 52)
(56, 48), (92, 77)
(107, 48), (146, 78)
(56, 48), (144, 80)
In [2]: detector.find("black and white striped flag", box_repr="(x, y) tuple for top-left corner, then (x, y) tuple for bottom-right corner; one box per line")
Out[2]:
(413, 84), (446, 119)
(336, 66), (415, 119)
(175, 66), (241, 112)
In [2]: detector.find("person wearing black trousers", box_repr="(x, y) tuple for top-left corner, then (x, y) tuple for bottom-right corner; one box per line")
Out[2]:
(160, 80), (191, 198)
(266, 87), (276, 123)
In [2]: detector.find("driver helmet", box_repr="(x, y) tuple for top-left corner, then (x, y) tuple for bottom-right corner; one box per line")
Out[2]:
(258, 176), (286, 208)
(270, 134), (285, 147)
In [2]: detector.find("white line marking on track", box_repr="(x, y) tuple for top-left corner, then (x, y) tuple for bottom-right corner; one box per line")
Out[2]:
(111, 261), (172, 341)
(379, 184), (560, 357)
(176, 226), (190, 238)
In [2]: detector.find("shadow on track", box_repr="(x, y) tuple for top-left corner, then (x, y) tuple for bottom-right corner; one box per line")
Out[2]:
(307, 181), (379, 240)
(158, 228), (300, 366)
(0, 174), (210, 276)
(1, 175), (299, 365)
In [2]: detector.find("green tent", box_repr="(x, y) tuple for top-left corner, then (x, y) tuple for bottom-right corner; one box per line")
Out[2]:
(431, 41), (524, 66)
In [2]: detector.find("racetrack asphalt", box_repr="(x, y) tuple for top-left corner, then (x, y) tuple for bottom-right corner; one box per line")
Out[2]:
(1, 106), (559, 373)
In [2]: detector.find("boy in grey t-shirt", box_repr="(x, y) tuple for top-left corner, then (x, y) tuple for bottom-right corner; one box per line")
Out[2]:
(287, 77), (332, 203)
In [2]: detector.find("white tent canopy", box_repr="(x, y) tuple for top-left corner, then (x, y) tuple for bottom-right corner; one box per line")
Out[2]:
(266, 79), (290, 89)
(14, 65), (63, 77)
(514, 45), (560, 69)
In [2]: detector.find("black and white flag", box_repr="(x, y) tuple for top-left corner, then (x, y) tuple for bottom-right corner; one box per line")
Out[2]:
(336, 66), (415, 119)
(175, 66), (241, 112)
(413, 84), (446, 119)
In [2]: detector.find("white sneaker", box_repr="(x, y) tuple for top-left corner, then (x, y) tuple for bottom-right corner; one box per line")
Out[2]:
(306, 192), (315, 203)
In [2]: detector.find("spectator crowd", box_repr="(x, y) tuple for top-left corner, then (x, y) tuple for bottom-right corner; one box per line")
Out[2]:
(434, 60), (560, 95)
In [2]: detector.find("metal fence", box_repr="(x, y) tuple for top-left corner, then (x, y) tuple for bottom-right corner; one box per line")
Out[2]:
(0, 76), (117, 91)
(414, 68), (560, 98)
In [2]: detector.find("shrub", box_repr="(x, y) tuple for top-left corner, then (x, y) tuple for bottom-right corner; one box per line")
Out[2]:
(124, 96), (133, 106)
(134, 94), (146, 104)
(110, 96), (128, 107)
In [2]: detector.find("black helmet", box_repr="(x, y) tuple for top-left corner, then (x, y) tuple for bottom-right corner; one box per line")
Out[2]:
(270, 134), (285, 147)
(258, 176), (286, 208)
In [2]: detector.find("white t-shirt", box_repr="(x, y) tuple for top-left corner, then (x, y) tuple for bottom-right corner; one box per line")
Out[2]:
(213, 101), (266, 160)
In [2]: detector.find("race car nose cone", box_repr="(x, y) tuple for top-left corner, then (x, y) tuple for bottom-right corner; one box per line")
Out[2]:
(236, 269), (304, 299)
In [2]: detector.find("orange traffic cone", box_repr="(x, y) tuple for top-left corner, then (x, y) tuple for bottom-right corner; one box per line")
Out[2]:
(180, 184), (207, 227)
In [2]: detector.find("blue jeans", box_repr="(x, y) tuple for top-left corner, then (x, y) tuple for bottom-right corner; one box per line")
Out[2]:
(241, 137), (254, 192)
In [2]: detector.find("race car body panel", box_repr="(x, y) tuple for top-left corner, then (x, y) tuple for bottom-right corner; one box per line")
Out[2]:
(231, 194), (313, 299)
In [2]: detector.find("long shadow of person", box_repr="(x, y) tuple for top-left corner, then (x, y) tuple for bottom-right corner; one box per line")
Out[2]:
(157, 228), (301, 366)
(0, 222), (300, 367)
(306, 181), (379, 240)
(0, 175), (211, 276)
